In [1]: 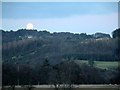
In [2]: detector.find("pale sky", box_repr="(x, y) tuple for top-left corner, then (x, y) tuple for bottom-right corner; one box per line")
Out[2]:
(2, 2), (118, 34)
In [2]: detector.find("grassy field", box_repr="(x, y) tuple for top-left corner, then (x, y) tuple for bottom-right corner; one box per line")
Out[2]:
(74, 60), (119, 69)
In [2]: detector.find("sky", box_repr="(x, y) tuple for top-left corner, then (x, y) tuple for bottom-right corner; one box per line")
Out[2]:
(1, 2), (118, 35)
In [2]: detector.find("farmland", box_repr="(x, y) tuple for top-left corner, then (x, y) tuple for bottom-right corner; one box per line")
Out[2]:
(74, 60), (119, 69)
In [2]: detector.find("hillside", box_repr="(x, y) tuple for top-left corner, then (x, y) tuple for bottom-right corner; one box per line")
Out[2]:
(2, 29), (120, 85)
(1, 29), (118, 66)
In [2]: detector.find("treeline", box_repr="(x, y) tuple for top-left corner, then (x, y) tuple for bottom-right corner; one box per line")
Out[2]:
(2, 29), (111, 43)
(112, 28), (120, 59)
(3, 59), (119, 86)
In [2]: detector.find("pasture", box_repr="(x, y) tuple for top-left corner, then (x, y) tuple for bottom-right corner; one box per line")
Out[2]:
(74, 60), (119, 69)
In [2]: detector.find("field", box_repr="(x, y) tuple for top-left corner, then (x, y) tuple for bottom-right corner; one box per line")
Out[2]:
(74, 60), (119, 69)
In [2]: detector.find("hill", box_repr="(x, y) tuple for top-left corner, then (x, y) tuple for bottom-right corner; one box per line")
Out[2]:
(1, 29), (118, 66)
(2, 29), (120, 85)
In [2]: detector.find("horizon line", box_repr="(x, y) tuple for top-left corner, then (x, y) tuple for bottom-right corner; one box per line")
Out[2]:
(1, 28), (114, 36)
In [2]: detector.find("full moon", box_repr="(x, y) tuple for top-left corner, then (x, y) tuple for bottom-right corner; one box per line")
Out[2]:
(26, 23), (33, 29)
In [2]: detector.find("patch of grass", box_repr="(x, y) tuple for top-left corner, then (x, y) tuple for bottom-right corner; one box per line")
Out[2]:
(94, 61), (119, 69)
(74, 60), (119, 69)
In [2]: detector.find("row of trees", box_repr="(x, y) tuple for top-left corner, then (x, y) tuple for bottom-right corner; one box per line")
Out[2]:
(1, 29), (110, 43)
(112, 28), (120, 60)
(3, 59), (119, 87)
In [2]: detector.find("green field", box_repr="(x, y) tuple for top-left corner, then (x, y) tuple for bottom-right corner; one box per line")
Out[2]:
(74, 60), (119, 69)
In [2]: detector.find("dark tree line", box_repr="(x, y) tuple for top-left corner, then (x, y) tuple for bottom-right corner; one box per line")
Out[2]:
(112, 28), (120, 83)
(3, 59), (119, 87)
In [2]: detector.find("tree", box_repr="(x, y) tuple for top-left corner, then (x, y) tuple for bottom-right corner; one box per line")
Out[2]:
(58, 61), (81, 90)
(112, 28), (120, 38)
(38, 58), (52, 84)
(3, 63), (17, 86)
(49, 65), (61, 90)
(19, 64), (38, 85)
(88, 59), (94, 67)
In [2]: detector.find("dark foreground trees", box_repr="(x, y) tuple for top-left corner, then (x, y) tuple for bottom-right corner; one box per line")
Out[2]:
(3, 60), (119, 87)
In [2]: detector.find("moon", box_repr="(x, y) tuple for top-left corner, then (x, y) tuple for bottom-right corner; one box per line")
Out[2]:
(26, 23), (33, 29)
